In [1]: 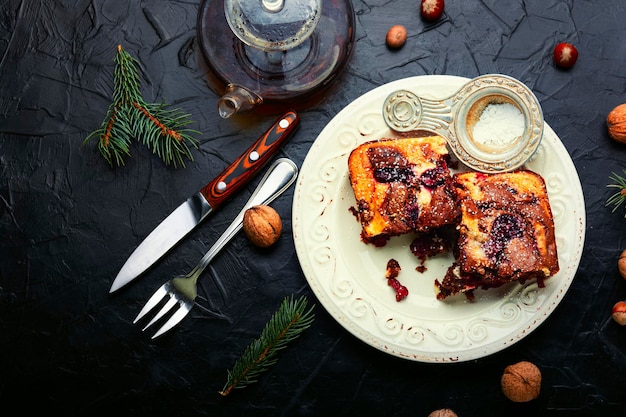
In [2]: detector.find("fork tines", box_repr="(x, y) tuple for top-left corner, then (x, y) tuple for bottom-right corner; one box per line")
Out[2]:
(133, 282), (192, 339)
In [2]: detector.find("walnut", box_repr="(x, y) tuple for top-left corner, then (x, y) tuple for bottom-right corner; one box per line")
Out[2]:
(428, 409), (458, 417)
(501, 361), (541, 402)
(242, 205), (282, 247)
(607, 103), (626, 143)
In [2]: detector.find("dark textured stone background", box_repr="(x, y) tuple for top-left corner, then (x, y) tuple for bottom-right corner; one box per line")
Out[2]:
(2, 0), (626, 416)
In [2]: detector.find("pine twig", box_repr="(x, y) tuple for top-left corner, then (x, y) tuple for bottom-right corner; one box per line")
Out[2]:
(219, 295), (315, 396)
(84, 45), (199, 167)
(606, 170), (626, 217)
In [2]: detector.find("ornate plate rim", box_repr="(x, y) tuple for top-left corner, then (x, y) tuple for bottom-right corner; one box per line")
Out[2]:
(292, 75), (586, 363)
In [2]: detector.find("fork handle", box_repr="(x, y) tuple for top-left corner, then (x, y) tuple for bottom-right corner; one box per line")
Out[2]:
(188, 158), (299, 282)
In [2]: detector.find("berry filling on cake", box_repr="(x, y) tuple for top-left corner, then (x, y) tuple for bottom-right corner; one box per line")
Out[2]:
(410, 229), (453, 273)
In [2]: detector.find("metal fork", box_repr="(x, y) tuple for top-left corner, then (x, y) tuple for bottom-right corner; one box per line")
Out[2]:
(133, 158), (298, 338)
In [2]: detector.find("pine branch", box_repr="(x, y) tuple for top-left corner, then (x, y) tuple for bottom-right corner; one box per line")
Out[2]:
(219, 295), (315, 396)
(83, 45), (199, 167)
(606, 170), (626, 217)
(132, 102), (198, 167)
(84, 104), (132, 166)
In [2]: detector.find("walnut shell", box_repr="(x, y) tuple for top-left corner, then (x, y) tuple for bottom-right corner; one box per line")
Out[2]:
(607, 103), (626, 143)
(501, 361), (541, 402)
(242, 205), (282, 248)
(428, 409), (458, 417)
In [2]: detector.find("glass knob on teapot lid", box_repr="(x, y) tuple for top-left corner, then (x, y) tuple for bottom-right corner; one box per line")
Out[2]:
(224, 0), (322, 52)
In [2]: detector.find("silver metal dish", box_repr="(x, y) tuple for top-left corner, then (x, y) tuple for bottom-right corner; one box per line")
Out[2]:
(382, 74), (544, 173)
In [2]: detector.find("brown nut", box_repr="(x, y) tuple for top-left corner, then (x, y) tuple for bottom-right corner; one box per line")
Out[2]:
(501, 361), (541, 402)
(428, 409), (458, 417)
(607, 103), (626, 143)
(618, 249), (626, 280)
(242, 205), (282, 248)
(612, 301), (626, 326)
(386, 25), (407, 49)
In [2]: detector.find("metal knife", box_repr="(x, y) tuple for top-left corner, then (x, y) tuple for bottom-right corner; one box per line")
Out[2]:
(110, 110), (300, 293)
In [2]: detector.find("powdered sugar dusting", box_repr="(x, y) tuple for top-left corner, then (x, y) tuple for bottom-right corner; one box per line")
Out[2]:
(472, 103), (525, 147)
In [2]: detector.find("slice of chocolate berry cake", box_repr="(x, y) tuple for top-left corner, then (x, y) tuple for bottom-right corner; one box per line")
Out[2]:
(348, 135), (460, 244)
(434, 170), (559, 300)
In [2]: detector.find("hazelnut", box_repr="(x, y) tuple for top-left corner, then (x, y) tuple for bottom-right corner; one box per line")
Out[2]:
(386, 25), (407, 49)
(607, 103), (626, 143)
(428, 409), (458, 417)
(501, 361), (541, 402)
(618, 249), (626, 280)
(612, 301), (626, 326)
(242, 205), (282, 247)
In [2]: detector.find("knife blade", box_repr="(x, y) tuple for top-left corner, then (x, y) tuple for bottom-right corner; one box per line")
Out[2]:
(110, 110), (300, 293)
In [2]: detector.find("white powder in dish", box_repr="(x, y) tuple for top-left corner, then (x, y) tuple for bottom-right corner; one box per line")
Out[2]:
(472, 103), (524, 147)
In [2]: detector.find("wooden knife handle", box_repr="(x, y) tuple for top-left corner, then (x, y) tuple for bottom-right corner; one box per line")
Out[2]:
(199, 110), (299, 208)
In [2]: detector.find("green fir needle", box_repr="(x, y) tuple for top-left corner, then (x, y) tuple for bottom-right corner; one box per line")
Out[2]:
(607, 170), (626, 217)
(219, 295), (315, 396)
(84, 45), (199, 167)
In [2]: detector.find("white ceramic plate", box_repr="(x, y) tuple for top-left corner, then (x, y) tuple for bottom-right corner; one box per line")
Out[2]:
(292, 75), (585, 362)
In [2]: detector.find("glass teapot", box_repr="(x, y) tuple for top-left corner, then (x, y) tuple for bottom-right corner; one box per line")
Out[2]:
(197, 0), (355, 118)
